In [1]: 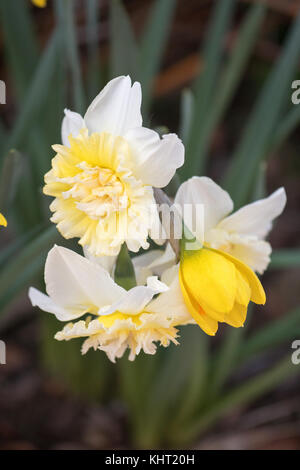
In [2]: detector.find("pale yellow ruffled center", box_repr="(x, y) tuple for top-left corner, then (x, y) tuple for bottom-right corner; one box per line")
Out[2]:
(44, 129), (155, 256)
(63, 163), (129, 220)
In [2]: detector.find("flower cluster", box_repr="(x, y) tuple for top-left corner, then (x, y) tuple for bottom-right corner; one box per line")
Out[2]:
(29, 76), (286, 362)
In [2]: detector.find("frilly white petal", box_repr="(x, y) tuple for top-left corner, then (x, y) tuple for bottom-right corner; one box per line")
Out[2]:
(61, 109), (85, 147)
(45, 245), (124, 313)
(84, 76), (142, 137)
(28, 287), (85, 321)
(98, 276), (168, 316)
(55, 314), (181, 363)
(125, 127), (184, 187)
(218, 187), (287, 238)
(175, 176), (233, 241)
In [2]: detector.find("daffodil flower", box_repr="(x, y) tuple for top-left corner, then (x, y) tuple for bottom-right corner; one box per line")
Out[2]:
(133, 239), (266, 336)
(31, 0), (47, 7)
(0, 213), (7, 227)
(29, 245), (193, 362)
(175, 176), (286, 274)
(179, 239), (266, 336)
(44, 76), (184, 257)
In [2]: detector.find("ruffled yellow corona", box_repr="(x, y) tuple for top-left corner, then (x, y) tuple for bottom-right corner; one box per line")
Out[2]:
(179, 242), (266, 336)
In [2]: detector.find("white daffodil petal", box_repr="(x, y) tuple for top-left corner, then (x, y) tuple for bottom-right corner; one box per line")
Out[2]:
(132, 250), (164, 285)
(148, 243), (176, 272)
(125, 127), (184, 187)
(224, 235), (272, 274)
(160, 264), (179, 286)
(132, 244), (176, 285)
(83, 246), (117, 276)
(55, 319), (102, 341)
(149, 276), (194, 326)
(45, 245), (124, 312)
(84, 76), (142, 137)
(61, 109), (86, 147)
(175, 176), (234, 240)
(219, 187), (287, 238)
(28, 287), (85, 321)
(99, 276), (168, 316)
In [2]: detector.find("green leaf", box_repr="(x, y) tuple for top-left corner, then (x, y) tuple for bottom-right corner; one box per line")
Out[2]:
(179, 89), (195, 144)
(114, 243), (136, 290)
(136, 339), (200, 448)
(271, 249), (300, 269)
(0, 150), (23, 213)
(189, 3), (266, 176)
(224, 12), (300, 207)
(110, 0), (139, 79)
(4, 30), (61, 156)
(57, 0), (85, 114)
(0, 0), (50, 189)
(267, 104), (300, 156)
(178, 355), (299, 443)
(170, 327), (209, 430)
(86, 0), (102, 100)
(180, 0), (235, 180)
(41, 315), (111, 401)
(208, 326), (244, 402)
(251, 161), (267, 201)
(0, 0), (38, 99)
(0, 225), (42, 269)
(239, 306), (300, 362)
(139, 0), (177, 115)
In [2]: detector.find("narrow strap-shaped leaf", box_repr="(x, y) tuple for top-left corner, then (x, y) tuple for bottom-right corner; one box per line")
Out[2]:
(224, 12), (300, 207)
(170, 327), (209, 430)
(4, 30), (61, 155)
(192, 3), (266, 176)
(267, 104), (300, 156)
(208, 326), (245, 403)
(86, 0), (102, 101)
(271, 249), (300, 269)
(110, 0), (139, 79)
(239, 306), (300, 362)
(181, 0), (235, 181)
(179, 89), (195, 144)
(0, 0), (38, 99)
(139, 0), (177, 115)
(178, 355), (298, 443)
(0, 225), (42, 269)
(0, 150), (23, 213)
(58, 0), (85, 114)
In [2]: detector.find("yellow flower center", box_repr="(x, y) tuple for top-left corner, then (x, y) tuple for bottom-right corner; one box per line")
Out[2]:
(98, 311), (142, 328)
(63, 162), (129, 220)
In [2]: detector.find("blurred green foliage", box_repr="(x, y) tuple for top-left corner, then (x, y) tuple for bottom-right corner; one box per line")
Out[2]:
(0, 0), (300, 449)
